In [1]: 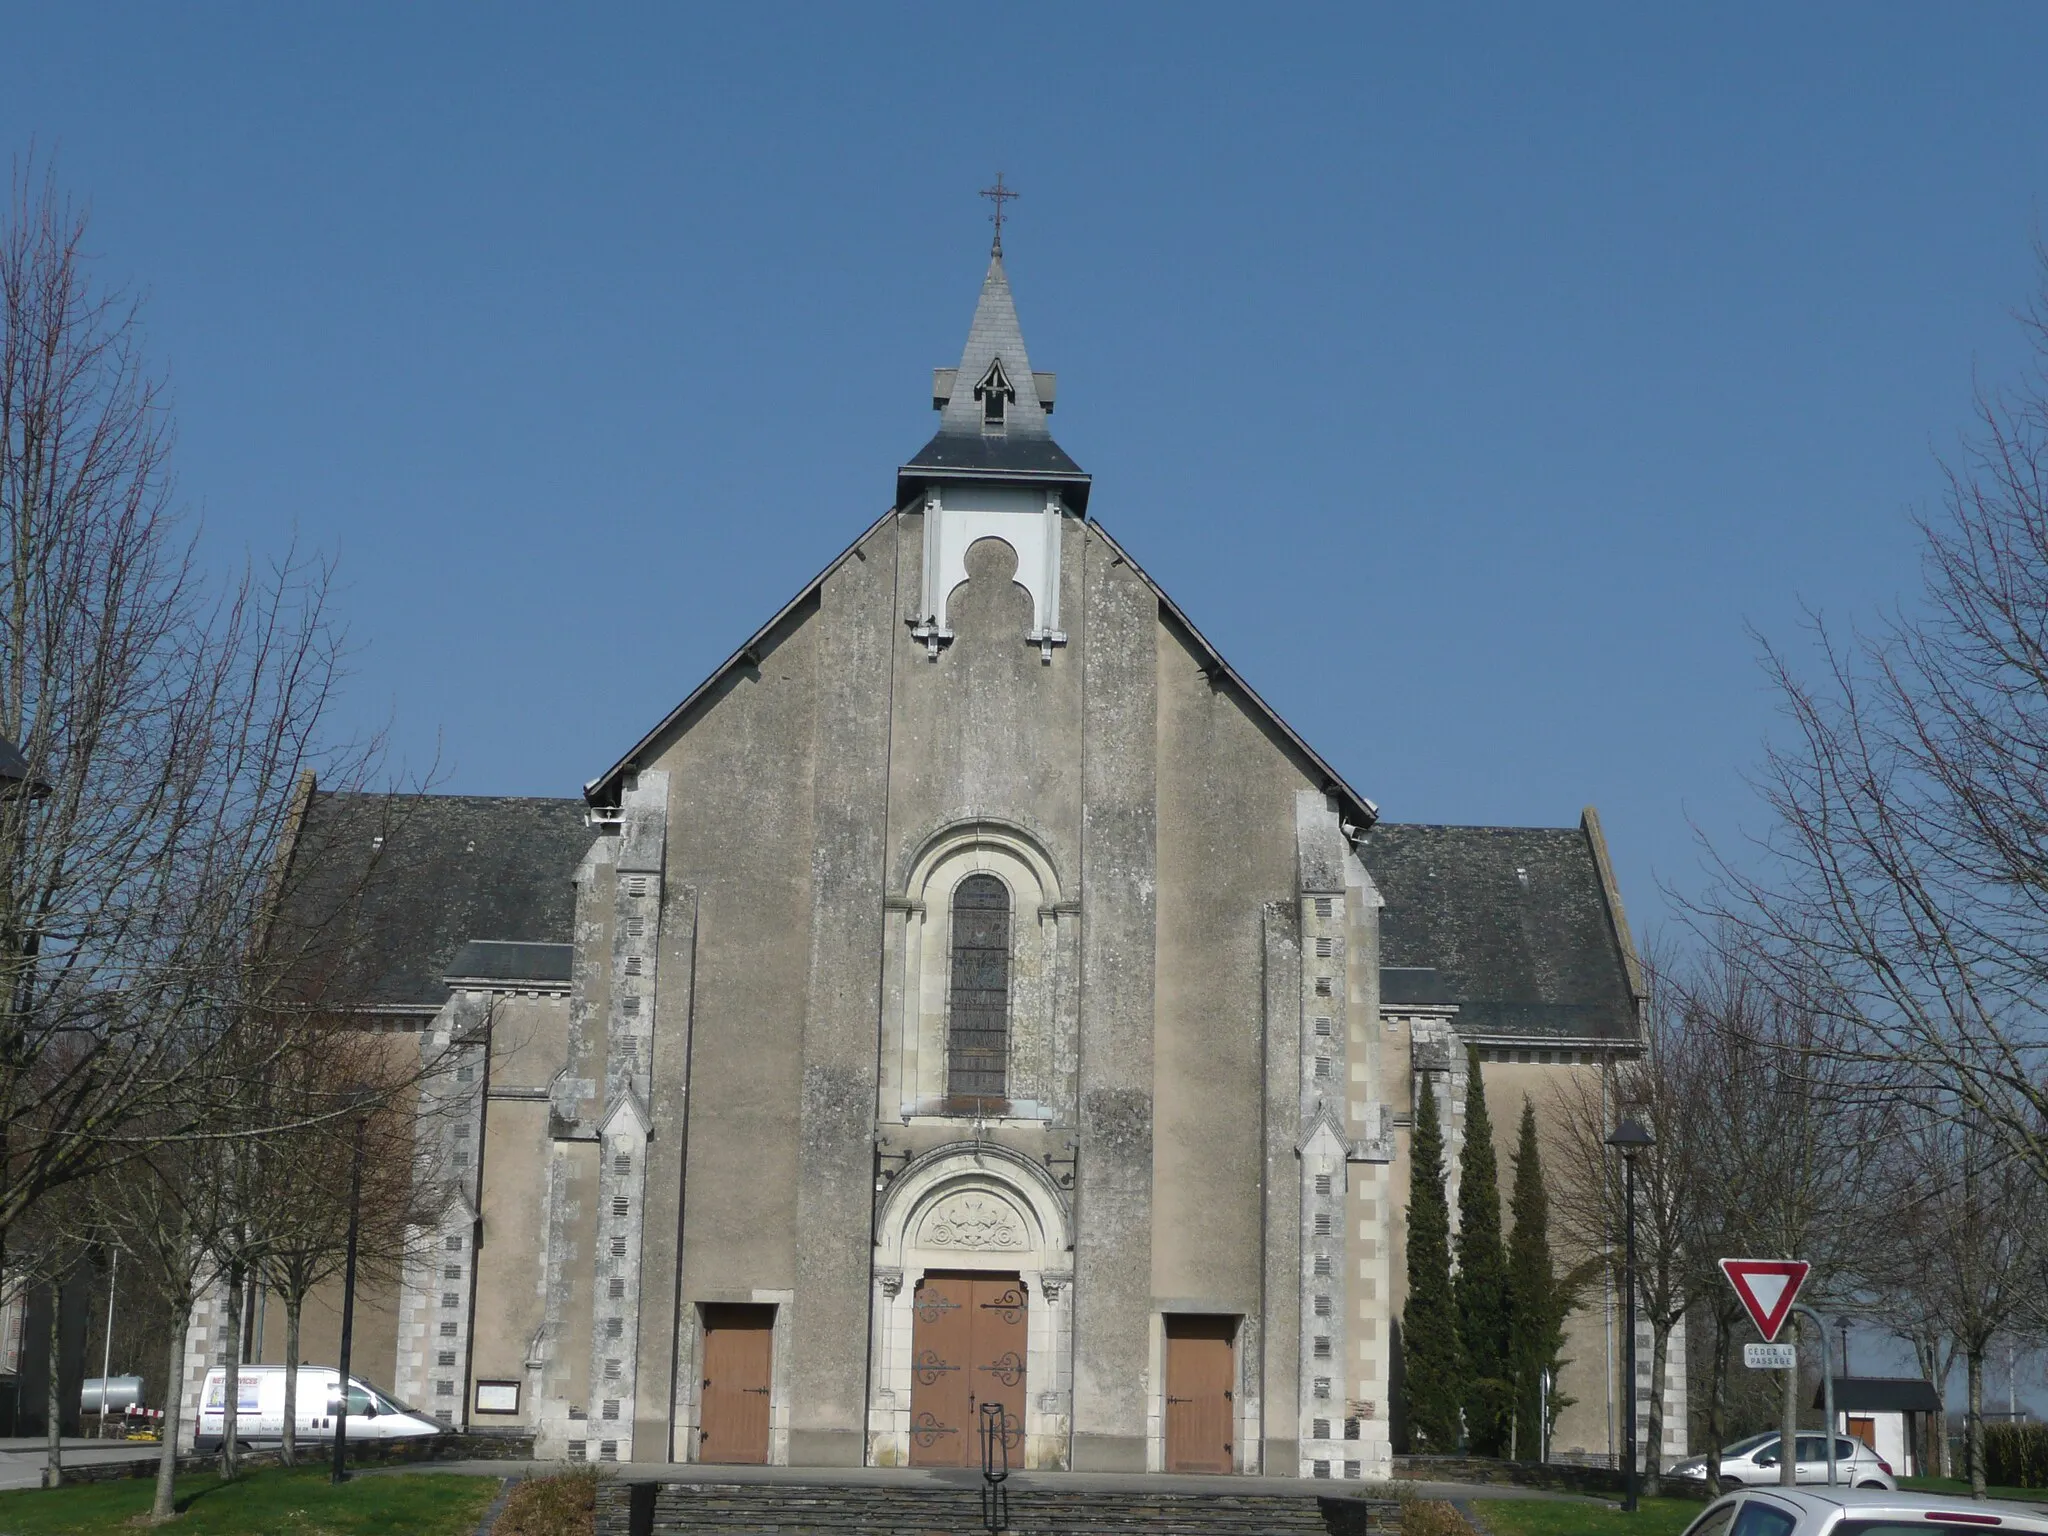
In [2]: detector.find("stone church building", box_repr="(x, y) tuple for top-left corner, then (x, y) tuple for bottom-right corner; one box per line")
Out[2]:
(182, 243), (1673, 1480)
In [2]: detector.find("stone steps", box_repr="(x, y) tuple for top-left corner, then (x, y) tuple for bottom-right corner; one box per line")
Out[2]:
(597, 1480), (1395, 1536)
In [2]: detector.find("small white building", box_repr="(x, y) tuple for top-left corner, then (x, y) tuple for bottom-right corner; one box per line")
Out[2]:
(1821, 1378), (1943, 1477)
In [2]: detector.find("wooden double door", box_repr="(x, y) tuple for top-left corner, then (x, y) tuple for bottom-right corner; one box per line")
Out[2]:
(699, 1304), (774, 1464)
(908, 1271), (1027, 1468)
(1164, 1315), (1237, 1473)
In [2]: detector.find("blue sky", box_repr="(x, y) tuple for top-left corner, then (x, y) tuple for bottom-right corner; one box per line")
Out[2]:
(6, 4), (2048, 953)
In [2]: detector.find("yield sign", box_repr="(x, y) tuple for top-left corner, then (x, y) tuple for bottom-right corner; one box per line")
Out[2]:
(1720, 1258), (1810, 1343)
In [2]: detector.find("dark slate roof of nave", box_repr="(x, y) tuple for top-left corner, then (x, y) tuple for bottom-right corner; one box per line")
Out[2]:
(1363, 821), (1643, 1042)
(282, 790), (592, 1010)
(278, 792), (1643, 1041)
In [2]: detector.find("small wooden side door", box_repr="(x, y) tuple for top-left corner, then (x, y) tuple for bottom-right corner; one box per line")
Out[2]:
(699, 1304), (774, 1464)
(1164, 1315), (1236, 1473)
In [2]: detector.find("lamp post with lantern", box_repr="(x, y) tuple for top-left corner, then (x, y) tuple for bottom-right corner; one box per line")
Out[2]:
(1606, 1118), (1655, 1513)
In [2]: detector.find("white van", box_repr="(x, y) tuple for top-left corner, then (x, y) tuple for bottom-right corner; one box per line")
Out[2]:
(195, 1366), (445, 1452)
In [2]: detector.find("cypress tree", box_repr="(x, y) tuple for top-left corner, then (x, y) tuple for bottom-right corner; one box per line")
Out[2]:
(1401, 1072), (1466, 1451)
(1455, 1049), (1511, 1455)
(1506, 1097), (1572, 1460)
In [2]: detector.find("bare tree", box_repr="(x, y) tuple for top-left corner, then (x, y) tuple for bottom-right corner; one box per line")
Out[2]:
(1553, 960), (1710, 1497)
(1695, 953), (1892, 1488)
(1702, 249), (2048, 1190)
(1893, 1321), (1958, 1479)
(7, 1171), (99, 1487)
(1676, 948), (1851, 1490)
(1865, 1105), (2044, 1497)
(93, 1132), (229, 1523)
(1560, 940), (1892, 1495)
(0, 154), (394, 1275)
(252, 1031), (427, 1466)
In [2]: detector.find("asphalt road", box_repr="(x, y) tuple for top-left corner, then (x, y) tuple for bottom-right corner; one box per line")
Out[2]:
(0, 1437), (162, 1492)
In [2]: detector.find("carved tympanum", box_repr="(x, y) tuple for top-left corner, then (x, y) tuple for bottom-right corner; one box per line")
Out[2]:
(918, 1192), (1026, 1251)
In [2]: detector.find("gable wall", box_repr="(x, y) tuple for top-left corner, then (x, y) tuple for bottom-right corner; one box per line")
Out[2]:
(650, 594), (823, 1313)
(1151, 616), (1309, 1316)
(883, 504), (1086, 887)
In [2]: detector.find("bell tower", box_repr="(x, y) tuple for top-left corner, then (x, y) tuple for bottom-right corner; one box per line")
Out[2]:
(900, 201), (1090, 663)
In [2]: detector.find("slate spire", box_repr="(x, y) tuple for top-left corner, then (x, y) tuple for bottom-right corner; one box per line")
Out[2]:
(899, 245), (1091, 511)
(935, 254), (1052, 440)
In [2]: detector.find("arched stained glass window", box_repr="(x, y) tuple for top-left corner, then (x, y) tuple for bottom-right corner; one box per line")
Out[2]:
(947, 873), (1010, 1111)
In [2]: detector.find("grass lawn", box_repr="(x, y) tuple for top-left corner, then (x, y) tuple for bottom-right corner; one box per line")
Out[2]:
(0, 1465), (499, 1535)
(1901, 1476), (2048, 1506)
(1474, 1496), (1706, 1536)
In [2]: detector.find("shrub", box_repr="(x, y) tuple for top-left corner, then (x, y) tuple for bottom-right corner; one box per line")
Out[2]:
(495, 1467), (599, 1536)
(1401, 1495), (1477, 1536)
(1984, 1423), (2048, 1489)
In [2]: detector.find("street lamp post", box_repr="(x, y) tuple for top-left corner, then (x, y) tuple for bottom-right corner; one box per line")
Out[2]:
(329, 1107), (370, 1485)
(1606, 1118), (1655, 1514)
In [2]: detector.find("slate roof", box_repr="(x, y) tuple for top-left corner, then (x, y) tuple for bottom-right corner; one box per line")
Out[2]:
(446, 940), (575, 987)
(899, 251), (1092, 511)
(1363, 818), (1643, 1042)
(1381, 967), (1454, 1008)
(902, 430), (1089, 485)
(282, 791), (592, 1010)
(1812, 1378), (1944, 1414)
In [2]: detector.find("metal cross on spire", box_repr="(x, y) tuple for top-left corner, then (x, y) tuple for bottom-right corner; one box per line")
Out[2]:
(980, 173), (1018, 256)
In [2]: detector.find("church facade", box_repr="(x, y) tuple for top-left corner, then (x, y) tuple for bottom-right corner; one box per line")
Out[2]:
(181, 246), (1671, 1479)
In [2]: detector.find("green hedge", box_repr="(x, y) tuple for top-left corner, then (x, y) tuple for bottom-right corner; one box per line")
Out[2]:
(1983, 1423), (2048, 1488)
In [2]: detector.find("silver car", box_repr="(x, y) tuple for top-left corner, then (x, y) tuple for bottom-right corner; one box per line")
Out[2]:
(1671, 1431), (1897, 1490)
(1680, 1486), (2048, 1536)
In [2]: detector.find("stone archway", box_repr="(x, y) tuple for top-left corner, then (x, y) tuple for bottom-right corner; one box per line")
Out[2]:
(867, 1145), (1073, 1469)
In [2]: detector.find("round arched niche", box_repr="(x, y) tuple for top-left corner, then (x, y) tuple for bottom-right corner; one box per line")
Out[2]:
(886, 820), (1072, 1123)
(874, 1143), (1070, 1272)
(866, 1145), (1075, 1470)
(902, 818), (1062, 911)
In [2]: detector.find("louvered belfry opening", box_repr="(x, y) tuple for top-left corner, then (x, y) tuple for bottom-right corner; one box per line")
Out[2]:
(946, 873), (1010, 1112)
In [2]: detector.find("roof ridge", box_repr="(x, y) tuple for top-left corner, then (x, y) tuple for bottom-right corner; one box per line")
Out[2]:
(1368, 821), (1584, 834)
(316, 789), (585, 807)
(584, 512), (1379, 835)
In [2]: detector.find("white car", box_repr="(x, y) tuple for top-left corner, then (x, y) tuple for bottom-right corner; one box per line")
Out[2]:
(1672, 1431), (1897, 1490)
(1680, 1486), (2048, 1536)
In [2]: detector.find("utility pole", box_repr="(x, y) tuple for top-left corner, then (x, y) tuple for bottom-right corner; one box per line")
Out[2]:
(98, 1250), (117, 1439)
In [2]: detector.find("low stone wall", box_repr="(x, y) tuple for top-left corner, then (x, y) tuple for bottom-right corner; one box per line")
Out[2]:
(39, 1430), (534, 1489)
(1393, 1455), (1708, 1500)
(593, 1480), (1397, 1536)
